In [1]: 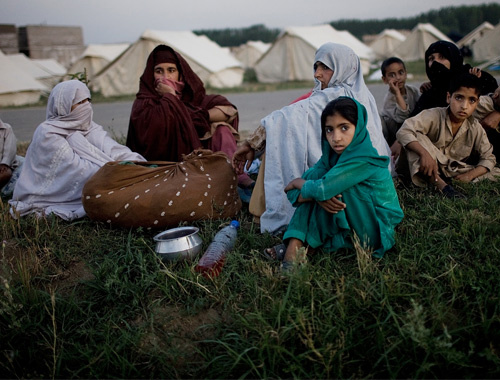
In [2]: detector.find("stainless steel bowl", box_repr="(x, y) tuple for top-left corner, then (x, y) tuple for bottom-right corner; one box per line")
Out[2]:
(153, 226), (203, 261)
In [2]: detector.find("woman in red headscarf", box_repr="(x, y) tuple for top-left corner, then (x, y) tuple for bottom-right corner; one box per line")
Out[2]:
(127, 44), (253, 187)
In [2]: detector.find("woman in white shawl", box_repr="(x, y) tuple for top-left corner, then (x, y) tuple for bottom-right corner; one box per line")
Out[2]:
(233, 42), (391, 234)
(9, 80), (145, 220)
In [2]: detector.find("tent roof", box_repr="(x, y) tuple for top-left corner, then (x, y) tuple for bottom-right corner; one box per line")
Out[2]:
(457, 21), (495, 48)
(471, 22), (500, 62)
(7, 53), (51, 79)
(390, 23), (452, 61)
(0, 50), (47, 94)
(79, 43), (130, 61)
(231, 40), (271, 68)
(373, 29), (407, 43)
(33, 58), (67, 76)
(141, 29), (243, 73)
(282, 24), (373, 60)
(414, 23), (451, 42)
(369, 29), (407, 59)
(244, 40), (271, 54)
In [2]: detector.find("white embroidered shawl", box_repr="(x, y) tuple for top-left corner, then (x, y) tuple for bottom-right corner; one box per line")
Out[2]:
(9, 80), (145, 220)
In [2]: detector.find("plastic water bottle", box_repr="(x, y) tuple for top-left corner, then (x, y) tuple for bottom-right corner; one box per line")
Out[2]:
(195, 220), (239, 278)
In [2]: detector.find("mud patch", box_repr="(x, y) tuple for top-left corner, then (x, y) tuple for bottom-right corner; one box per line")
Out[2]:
(137, 304), (223, 370)
(0, 238), (94, 295)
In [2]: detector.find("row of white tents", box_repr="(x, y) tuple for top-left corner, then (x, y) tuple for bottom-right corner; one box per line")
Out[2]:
(369, 21), (500, 64)
(0, 49), (66, 106)
(1, 21), (499, 106)
(254, 24), (374, 83)
(91, 29), (246, 97)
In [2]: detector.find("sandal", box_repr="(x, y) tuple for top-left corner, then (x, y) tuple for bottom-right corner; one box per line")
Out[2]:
(263, 243), (286, 261)
(280, 260), (295, 275)
(279, 246), (308, 275)
(279, 259), (307, 276)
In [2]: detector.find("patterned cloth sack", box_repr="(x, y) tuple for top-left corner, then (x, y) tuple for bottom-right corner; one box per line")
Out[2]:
(82, 150), (241, 228)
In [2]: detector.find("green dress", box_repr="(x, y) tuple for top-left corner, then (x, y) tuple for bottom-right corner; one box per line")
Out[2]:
(284, 97), (404, 258)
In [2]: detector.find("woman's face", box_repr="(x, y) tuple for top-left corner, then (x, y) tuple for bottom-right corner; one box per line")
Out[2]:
(427, 52), (451, 70)
(71, 98), (90, 112)
(154, 63), (180, 82)
(314, 61), (334, 90)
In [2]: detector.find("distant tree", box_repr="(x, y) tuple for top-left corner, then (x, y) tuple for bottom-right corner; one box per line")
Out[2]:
(194, 4), (500, 47)
(330, 3), (500, 40)
(194, 24), (280, 47)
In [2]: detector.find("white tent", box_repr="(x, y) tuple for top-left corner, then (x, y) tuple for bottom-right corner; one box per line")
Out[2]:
(92, 30), (244, 97)
(457, 21), (494, 49)
(369, 29), (407, 60)
(391, 23), (452, 62)
(0, 50), (48, 106)
(7, 54), (65, 88)
(34, 59), (67, 76)
(254, 24), (374, 83)
(470, 22), (500, 62)
(67, 43), (129, 82)
(231, 40), (271, 69)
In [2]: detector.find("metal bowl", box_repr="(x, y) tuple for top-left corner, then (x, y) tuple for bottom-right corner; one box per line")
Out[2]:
(153, 226), (203, 261)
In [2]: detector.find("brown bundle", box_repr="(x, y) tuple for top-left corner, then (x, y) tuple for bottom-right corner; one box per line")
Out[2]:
(82, 150), (241, 228)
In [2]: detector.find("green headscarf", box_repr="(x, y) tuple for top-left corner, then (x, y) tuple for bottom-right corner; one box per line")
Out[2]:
(284, 96), (402, 257)
(321, 96), (389, 170)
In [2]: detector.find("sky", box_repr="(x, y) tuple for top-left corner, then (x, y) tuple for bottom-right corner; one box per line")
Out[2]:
(1, 0), (499, 45)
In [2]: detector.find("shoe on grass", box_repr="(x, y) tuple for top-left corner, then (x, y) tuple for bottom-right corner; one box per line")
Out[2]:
(263, 243), (286, 261)
(441, 184), (466, 199)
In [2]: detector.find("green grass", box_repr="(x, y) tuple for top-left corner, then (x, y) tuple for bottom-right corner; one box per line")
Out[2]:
(1, 175), (500, 378)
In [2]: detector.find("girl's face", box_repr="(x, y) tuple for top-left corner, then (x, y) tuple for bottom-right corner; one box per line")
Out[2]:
(324, 112), (356, 155)
(427, 52), (451, 69)
(154, 62), (180, 82)
(314, 61), (334, 90)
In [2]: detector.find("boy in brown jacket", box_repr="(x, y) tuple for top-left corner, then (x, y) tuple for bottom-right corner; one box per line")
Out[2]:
(396, 73), (498, 198)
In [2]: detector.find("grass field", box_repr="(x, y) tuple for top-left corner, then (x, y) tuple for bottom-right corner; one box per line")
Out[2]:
(1, 64), (500, 378)
(1, 173), (500, 378)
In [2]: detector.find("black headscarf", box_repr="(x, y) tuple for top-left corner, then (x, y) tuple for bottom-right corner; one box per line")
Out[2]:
(412, 41), (498, 116)
(425, 41), (463, 89)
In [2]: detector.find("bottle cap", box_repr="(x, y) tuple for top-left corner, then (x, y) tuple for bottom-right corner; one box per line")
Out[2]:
(230, 220), (240, 229)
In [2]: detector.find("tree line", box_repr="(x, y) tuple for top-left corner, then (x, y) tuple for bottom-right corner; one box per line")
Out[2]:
(194, 3), (500, 47)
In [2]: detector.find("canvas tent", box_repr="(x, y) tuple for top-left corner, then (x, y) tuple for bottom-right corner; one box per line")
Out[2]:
(254, 24), (374, 83)
(457, 21), (494, 49)
(7, 53), (65, 88)
(0, 49), (48, 106)
(34, 59), (67, 79)
(231, 40), (271, 68)
(369, 29), (407, 60)
(391, 23), (452, 62)
(67, 43), (129, 82)
(92, 30), (244, 97)
(470, 22), (500, 63)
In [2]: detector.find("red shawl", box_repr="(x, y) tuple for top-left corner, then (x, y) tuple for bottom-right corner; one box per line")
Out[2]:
(126, 45), (238, 161)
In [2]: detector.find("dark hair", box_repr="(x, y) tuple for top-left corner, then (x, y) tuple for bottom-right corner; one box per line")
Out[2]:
(321, 98), (358, 132)
(381, 57), (406, 77)
(448, 73), (481, 96)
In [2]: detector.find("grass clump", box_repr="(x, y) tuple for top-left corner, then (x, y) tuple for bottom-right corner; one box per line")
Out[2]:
(1, 179), (500, 378)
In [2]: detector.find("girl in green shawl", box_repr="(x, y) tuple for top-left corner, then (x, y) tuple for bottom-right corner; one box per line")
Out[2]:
(279, 97), (403, 271)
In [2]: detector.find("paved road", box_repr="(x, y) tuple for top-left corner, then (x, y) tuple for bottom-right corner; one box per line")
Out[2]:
(0, 82), (398, 143)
